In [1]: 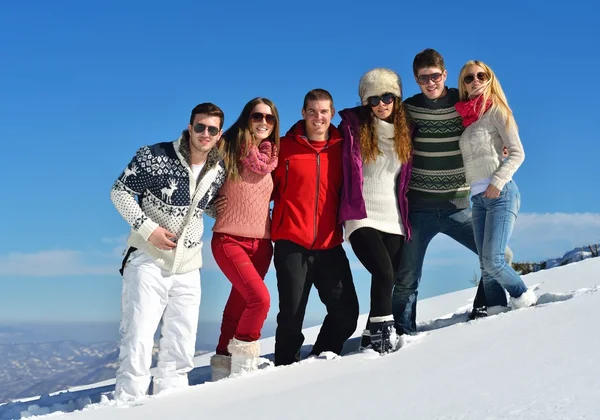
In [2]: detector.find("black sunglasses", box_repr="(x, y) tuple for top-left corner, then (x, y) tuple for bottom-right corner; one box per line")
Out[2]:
(250, 112), (276, 125)
(193, 123), (219, 136)
(463, 72), (489, 84)
(417, 72), (443, 85)
(367, 93), (396, 107)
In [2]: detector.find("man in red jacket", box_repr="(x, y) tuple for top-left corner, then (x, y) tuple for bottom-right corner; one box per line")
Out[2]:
(271, 88), (359, 366)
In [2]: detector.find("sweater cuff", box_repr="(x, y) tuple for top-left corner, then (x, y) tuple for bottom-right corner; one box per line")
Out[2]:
(490, 176), (506, 192)
(137, 218), (160, 241)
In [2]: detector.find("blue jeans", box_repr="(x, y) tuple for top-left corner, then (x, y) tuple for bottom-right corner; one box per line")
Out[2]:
(471, 181), (526, 305)
(392, 207), (505, 334)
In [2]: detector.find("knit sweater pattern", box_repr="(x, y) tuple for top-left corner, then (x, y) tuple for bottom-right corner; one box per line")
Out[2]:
(111, 135), (226, 274)
(345, 120), (405, 239)
(404, 89), (471, 208)
(459, 107), (525, 190)
(212, 165), (274, 239)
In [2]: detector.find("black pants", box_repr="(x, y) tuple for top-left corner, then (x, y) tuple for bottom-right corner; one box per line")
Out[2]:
(349, 228), (404, 318)
(273, 240), (359, 366)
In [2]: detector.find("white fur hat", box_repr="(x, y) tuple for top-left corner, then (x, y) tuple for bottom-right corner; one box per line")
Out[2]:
(358, 68), (402, 105)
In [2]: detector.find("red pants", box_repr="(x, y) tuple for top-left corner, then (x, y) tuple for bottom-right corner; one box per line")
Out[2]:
(211, 233), (273, 354)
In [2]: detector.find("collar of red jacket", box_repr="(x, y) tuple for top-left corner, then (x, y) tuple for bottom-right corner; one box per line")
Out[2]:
(284, 120), (343, 145)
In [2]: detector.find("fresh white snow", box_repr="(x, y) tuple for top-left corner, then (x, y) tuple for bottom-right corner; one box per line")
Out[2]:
(3, 257), (599, 420)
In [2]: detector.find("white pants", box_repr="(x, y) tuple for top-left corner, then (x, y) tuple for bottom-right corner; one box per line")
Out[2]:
(115, 250), (201, 400)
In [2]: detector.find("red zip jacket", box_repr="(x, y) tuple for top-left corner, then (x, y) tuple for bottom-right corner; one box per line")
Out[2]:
(271, 121), (344, 250)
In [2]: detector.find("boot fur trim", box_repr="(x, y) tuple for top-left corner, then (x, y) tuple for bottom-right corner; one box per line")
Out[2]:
(227, 338), (260, 357)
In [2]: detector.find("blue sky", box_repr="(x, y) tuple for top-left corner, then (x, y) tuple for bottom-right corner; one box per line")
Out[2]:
(1, 0), (599, 342)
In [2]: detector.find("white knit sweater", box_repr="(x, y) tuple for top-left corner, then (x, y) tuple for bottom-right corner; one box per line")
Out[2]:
(459, 107), (525, 191)
(345, 120), (405, 240)
(110, 136), (226, 274)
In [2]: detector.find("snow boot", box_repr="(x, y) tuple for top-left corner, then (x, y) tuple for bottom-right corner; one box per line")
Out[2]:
(359, 329), (371, 350)
(468, 306), (488, 320)
(369, 316), (401, 355)
(227, 338), (260, 375)
(210, 354), (231, 382)
(510, 288), (537, 309)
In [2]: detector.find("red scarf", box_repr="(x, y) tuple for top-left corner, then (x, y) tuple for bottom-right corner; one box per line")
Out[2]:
(455, 96), (492, 128)
(240, 140), (278, 175)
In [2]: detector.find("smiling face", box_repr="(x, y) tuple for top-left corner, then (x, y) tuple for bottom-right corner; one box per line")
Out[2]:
(415, 67), (447, 100)
(187, 113), (221, 163)
(302, 99), (334, 141)
(249, 103), (275, 142)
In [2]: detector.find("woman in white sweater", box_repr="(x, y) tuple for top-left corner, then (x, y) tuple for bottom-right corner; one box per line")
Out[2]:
(338, 68), (413, 354)
(455, 60), (536, 309)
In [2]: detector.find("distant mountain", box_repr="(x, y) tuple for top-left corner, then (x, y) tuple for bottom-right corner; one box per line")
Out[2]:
(544, 244), (599, 269)
(0, 341), (118, 403)
(513, 243), (599, 274)
(0, 340), (212, 403)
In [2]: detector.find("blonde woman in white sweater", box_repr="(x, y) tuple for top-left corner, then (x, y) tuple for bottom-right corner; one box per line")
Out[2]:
(455, 60), (536, 310)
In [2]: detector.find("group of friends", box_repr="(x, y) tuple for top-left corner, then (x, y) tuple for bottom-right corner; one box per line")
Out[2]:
(109, 48), (536, 401)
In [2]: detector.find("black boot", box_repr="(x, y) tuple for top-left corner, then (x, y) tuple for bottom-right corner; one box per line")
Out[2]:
(359, 329), (371, 350)
(468, 306), (488, 320)
(369, 317), (400, 355)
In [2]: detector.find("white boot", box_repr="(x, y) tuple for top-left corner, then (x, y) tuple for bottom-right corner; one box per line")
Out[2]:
(227, 338), (260, 375)
(510, 288), (537, 309)
(210, 354), (231, 382)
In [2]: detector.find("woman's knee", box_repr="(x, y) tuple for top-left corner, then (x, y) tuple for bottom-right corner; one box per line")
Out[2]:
(247, 284), (271, 313)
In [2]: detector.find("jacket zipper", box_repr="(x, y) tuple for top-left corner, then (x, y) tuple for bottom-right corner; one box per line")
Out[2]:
(311, 143), (329, 248)
(283, 160), (289, 194)
(276, 160), (290, 231)
(311, 153), (321, 248)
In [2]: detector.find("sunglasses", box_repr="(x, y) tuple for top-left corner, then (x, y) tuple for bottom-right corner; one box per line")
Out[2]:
(417, 72), (443, 85)
(193, 123), (219, 136)
(250, 112), (276, 125)
(463, 72), (489, 84)
(367, 93), (396, 107)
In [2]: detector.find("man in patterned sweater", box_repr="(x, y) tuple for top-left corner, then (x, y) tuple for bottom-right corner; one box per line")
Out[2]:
(110, 103), (226, 400)
(392, 49), (510, 334)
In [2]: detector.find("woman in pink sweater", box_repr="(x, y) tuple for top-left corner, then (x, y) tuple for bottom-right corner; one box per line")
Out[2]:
(210, 98), (280, 380)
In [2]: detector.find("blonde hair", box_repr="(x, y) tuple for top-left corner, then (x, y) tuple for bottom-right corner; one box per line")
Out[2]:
(358, 97), (412, 164)
(457, 60), (517, 130)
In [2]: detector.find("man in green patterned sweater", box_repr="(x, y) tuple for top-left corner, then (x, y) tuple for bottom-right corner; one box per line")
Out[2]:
(392, 49), (510, 335)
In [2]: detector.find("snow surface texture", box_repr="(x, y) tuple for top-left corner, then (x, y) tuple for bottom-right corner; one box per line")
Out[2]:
(1, 258), (599, 420)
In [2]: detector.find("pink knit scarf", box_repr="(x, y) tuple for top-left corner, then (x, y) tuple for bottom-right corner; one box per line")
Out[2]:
(455, 96), (493, 128)
(240, 140), (278, 175)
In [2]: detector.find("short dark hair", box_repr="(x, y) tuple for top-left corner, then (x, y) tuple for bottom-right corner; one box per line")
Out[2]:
(302, 88), (334, 111)
(189, 103), (225, 128)
(412, 48), (445, 76)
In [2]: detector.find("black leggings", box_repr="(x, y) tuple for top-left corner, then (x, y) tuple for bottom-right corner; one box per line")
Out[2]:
(349, 227), (404, 317)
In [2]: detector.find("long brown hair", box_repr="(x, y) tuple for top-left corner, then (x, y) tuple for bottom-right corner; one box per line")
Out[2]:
(219, 97), (280, 180)
(358, 97), (412, 164)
